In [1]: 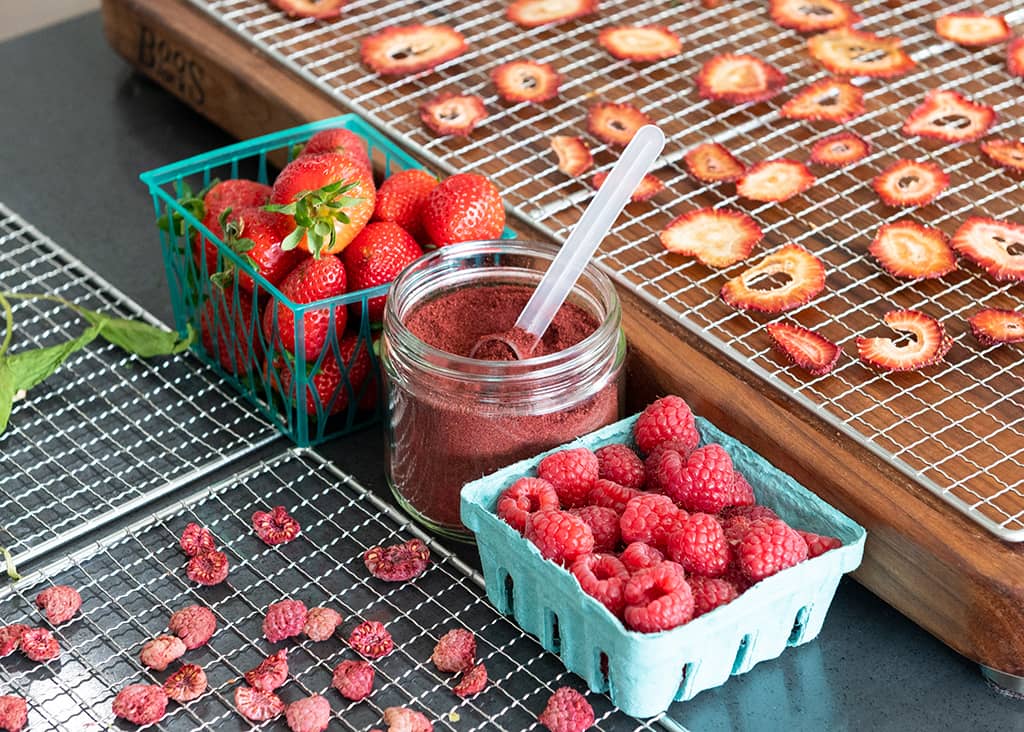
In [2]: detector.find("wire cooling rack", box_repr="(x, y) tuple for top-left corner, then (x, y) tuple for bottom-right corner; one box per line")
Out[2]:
(0, 202), (279, 566)
(185, 0), (1024, 540)
(0, 450), (666, 731)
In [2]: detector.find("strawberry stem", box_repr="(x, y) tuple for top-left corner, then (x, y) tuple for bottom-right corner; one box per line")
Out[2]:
(265, 179), (362, 258)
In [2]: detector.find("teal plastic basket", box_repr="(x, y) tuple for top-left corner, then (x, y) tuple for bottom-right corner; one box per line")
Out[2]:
(461, 414), (866, 718)
(141, 114), (515, 446)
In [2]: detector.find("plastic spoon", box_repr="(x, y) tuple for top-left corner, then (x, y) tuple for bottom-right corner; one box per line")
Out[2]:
(470, 124), (666, 360)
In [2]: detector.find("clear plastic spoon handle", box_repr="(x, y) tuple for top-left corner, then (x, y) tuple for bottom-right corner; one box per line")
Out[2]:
(514, 125), (665, 341)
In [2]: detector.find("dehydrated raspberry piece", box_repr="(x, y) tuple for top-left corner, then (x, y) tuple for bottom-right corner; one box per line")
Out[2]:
(951, 217), (1024, 282)
(587, 479), (641, 514)
(594, 444), (645, 491)
(491, 61), (561, 103)
(235, 686), (285, 722)
(570, 506), (621, 552)
(361, 25), (467, 76)
(187, 549), (229, 586)
(0, 695), (27, 732)
(525, 509), (595, 564)
(287, 695), (330, 732)
(808, 28), (914, 77)
(936, 12), (1010, 46)
(140, 635), (187, 671)
(873, 160), (948, 208)
(432, 628), (476, 673)
(245, 649), (289, 691)
(263, 600), (307, 644)
(570, 553), (630, 617)
(507, 0), (596, 28)
(809, 131), (869, 167)
(736, 159), (815, 202)
(769, 0), (859, 32)
(968, 309), (1024, 346)
(780, 78), (864, 123)
(19, 627), (59, 662)
(538, 687), (595, 732)
(164, 663), (208, 703)
(168, 605), (217, 650)
(419, 93), (487, 137)
(591, 170), (663, 202)
(113, 685), (168, 726)
(252, 505), (301, 546)
(587, 102), (652, 148)
(797, 530), (843, 558)
(550, 136), (593, 177)
(720, 244), (826, 313)
(902, 90), (995, 143)
(180, 522), (216, 557)
(738, 518), (808, 581)
(349, 620), (394, 659)
(35, 585), (82, 626)
(363, 538), (431, 581)
(684, 142), (745, 183)
(598, 26), (682, 62)
(619, 542), (664, 573)
(766, 322), (841, 376)
(980, 139), (1024, 175)
(453, 662), (488, 698)
(623, 561), (694, 632)
(696, 54), (786, 105)
(619, 494), (682, 549)
(303, 607), (343, 642)
(538, 447), (599, 508)
(1009, 37), (1024, 78)
(688, 575), (739, 617)
(0, 625), (28, 658)
(270, 0), (344, 19)
(660, 207), (763, 268)
(868, 220), (956, 279)
(497, 477), (560, 534)
(333, 659), (375, 701)
(856, 310), (952, 372)
(382, 706), (434, 732)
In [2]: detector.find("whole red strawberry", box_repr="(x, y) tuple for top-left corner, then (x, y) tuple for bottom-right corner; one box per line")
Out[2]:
(200, 288), (259, 376)
(373, 168), (438, 241)
(343, 221), (424, 323)
(190, 179), (272, 277)
(300, 128), (371, 171)
(276, 332), (372, 416)
(262, 255), (347, 361)
(421, 173), (505, 247)
(216, 206), (303, 292)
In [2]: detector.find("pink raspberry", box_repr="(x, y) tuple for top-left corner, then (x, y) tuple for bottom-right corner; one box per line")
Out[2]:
(570, 506), (621, 552)
(720, 505), (780, 546)
(186, 549), (229, 586)
(666, 513), (729, 577)
(332, 659), (375, 701)
(538, 687), (594, 732)
(496, 477), (560, 533)
(303, 607), (343, 642)
(0, 625), (28, 658)
(689, 575), (739, 617)
(349, 620), (394, 659)
(662, 444), (737, 514)
(537, 448), (599, 508)
(431, 628), (475, 673)
(285, 694), (330, 732)
(263, 600), (308, 643)
(112, 684), (168, 726)
(363, 539), (431, 582)
(798, 530), (842, 558)
(0, 696), (27, 732)
(594, 444), (645, 490)
(586, 479), (640, 514)
(252, 506), (301, 546)
(525, 510), (595, 565)
(235, 686), (284, 722)
(738, 518), (809, 581)
(35, 586), (81, 626)
(570, 553), (629, 617)
(245, 649), (289, 691)
(382, 706), (433, 732)
(644, 439), (697, 492)
(633, 396), (699, 456)
(453, 662), (487, 698)
(164, 663), (208, 702)
(728, 471), (756, 506)
(619, 542), (664, 573)
(140, 635), (187, 671)
(619, 494), (682, 549)
(179, 522), (216, 557)
(19, 628), (59, 662)
(168, 605), (217, 650)
(623, 561), (694, 632)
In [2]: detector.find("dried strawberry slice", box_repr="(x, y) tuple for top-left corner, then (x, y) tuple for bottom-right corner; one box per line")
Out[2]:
(592, 171), (664, 202)
(419, 93), (486, 137)
(902, 89), (995, 143)
(364, 538), (430, 581)
(857, 310), (951, 372)
(766, 322), (841, 376)
(660, 207), (763, 267)
(349, 620), (394, 659)
(164, 664), (208, 703)
(361, 25), (467, 76)
(936, 13), (1010, 46)
(252, 506), (301, 545)
(235, 686), (285, 722)
(807, 28), (914, 78)
(684, 143), (745, 183)
(968, 309), (1024, 346)
(179, 523), (216, 557)
(696, 54), (786, 105)
(720, 244), (826, 313)
(872, 160), (949, 207)
(550, 136), (593, 177)
(491, 61), (561, 103)
(980, 139), (1024, 175)
(1009, 37), (1024, 78)
(868, 221), (957, 279)
(736, 159), (815, 202)
(780, 78), (864, 123)
(769, 0), (859, 33)
(270, 0), (344, 19)
(950, 217), (1024, 282)
(809, 132), (870, 167)
(187, 550), (229, 586)
(598, 26), (682, 62)
(587, 102), (651, 147)
(507, 0), (596, 27)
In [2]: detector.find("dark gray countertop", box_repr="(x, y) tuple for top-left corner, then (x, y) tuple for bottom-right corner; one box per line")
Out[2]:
(1, 12), (1021, 732)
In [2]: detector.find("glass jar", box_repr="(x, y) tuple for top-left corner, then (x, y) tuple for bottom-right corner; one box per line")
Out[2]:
(381, 240), (626, 540)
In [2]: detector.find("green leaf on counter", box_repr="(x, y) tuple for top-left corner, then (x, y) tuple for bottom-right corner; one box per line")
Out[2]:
(1, 546), (20, 582)
(0, 358), (15, 434)
(77, 310), (194, 358)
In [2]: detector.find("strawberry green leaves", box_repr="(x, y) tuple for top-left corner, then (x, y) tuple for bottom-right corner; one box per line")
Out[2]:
(265, 179), (363, 258)
(157, 179), (219, 237)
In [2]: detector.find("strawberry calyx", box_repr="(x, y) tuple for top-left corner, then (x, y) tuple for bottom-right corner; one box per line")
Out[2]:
(157, 179), (220, 237)
(209, 208), (258, 289)
(265, 180), (363, 258)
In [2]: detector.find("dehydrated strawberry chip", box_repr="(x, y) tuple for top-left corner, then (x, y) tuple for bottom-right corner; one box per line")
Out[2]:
(721, 244), (826, 313)
(780, 78), (864, 123)
(245, 649), (289, 692)
(419, 93), (487, 137)
(1009, 37), (1024, 78)
(766, 322), (840, 376)
(140, 635), (187, 671)
(951, 217), (1024, 282)
(113, 684), (168, 726)
(808, 28), (914, 77)
(264, 599), (308, 643)
(364, 538), (431, 581)
(35, 585), (81, 626)
(550, 136), (593, 177)
(270, 0), (344, 19)
(857, 310), (951, 372)
(252, 505), (301, 546)
(0, 625), (28, 658)
(902, 89), (995, 143)
(980, 139), (1024, 175)
(869, 220), (956, 279)
(235, 686), (285, 722)
(349, 620), (394, 659)
(809, 132), (870, 167)
(684, 142), (745, 183)
(697, 54), (786, 105)
(598, 26), (682, 62)
(453, 662), (488, 698)
(180, 522), (216, 557)
(769, 0), (859, 33)
(736, 159), (815, 202)
(968, 309), (1024, 346)
(19, 627), (59, 662)
(492, 60), (561, 103)
(168, 605), (217, 650)
(507, 0), (596, 28)
(872, 159), (949, 207)
(303, 606), (343, 642)
(592, 171), (664, 202)
(660, 207), (763, 268)
(587, 102), (652, 147)
(187, 549), (229, 586)
(361, 25), (467, 76)
(936, 12), (1010, 46)
(164, 664), (208, 703)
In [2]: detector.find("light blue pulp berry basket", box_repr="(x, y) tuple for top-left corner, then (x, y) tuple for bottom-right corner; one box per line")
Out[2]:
(461, 413), (866, 718)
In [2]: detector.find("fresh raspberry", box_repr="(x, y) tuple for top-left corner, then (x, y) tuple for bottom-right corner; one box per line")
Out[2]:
(382, 706), (433, 732)
(496, 477), (560, 533)
(570, 506), (621, 552)
(727, 471), (756, 506)
(363, 539), (431, 582)
(662, 444), (737, 514)
(252, 506), (301, 545)
(0, 696), (27, 732)
(623, 561), (694, 632)
(431, 628), (475, 673)
(720, 504), (779, 523)
(537, 448), (599, 508)
(594, 444), (645, 490)
(168, 605), (217, 650)
(140, 635), (187, 671)
(538, 687), (595, 732)
(619, 494), (682, 549)
(19, 627), (59, 662)
(738, 518), (809, 581)
(666, 513), (729, 577)
(187, 549), (229, 586)
(798, 530), (842, 558)
(524, 510), (595, 565)
(35, 585), (81, 626)
(453, 662), (488, 698)
(688, 575), (739, 617)
(164, 663), (208, 702)
(0, 625), (28, 658)
(179, 523), (216, 557)
(633, 396), (699, 456)
(619, 542), (664, 573)
(245, 649), (289, 691)
(286, 694), (330, 732)
(303, 606), (343, 641)
(586, 479), (641, 514)
(721, 561), (755, 593)
(263, 600), (308, 643)
(349, 620), (394, 659)
(570, 553), (629, 617)
(332, 659), (375, 701)
(112, 684), (168, 726)
(235, 686), (285, 722)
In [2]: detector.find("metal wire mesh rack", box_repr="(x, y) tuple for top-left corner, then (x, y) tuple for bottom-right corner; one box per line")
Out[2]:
(0, 202), (279, 566)
(185, 0), (1024, 540)
(0, 449), (667, 730)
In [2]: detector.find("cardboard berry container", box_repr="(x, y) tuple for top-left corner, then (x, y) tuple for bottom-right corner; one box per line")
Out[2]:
(141, 113), (515, 446)
(461, 413), (866, 718)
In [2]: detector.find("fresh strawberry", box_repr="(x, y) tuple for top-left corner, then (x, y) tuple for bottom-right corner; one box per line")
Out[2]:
(856, 310), (952, 372)
(491, 61), (561, 103)
(421, 173), (505, 247)
(780, 78), (864, 123)
(980, 139), (1024, 176)
(278, 333), (372, 416)
(262, 255), (347, 360)
(419, 93), (487, 137)
(769, 0), (859, 32)
(659, 207), (763, 268)
(182, 179), (272, 278)
(214, 207), (303, 292)
(587, 102), (652, 147)
(809, 132), (870, 167)
(684, 143), (745, 183)
(270, 0), (344, 18)
(360, 25), (467, 76)
(868, 221), (957, 279)
(720, 244), (826, 313)
(372, 168), (438, 242)
(696, 54), (786, 105)
(736, 159), (815, 202)
(199, 288), (259, 376)
(968, 309), (1024, 346)
(507, 0), (597, 27)
(204, 179), (273, 221)
(343, 222), (424, 323)
(872, 160), (949, 207)
(591, 171), (663, 202)
(901, 89), (995, 143)
(1009, 37), (1024, 78)
(950, 217), (1024, 282)
(550, 136), (593, 177)
(935, 13), (1010, 46)
(598, 26), (682, 62)
(765, 322), (840, 376)
(266, 152), (375, 257)
(807, 28), (914, 78)
(300, 128), (371, 171)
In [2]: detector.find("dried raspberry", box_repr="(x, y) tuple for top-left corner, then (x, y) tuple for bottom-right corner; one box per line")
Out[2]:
(112, 684), (168, 726)
(19, 627), (59, 662)
(431, 628), (476, 672)
(454, 662), (488, 698)
(332, 659), (375, 701)
(688, 575), (739, 617)
(0, 696), (27, 732)
(235, 686), (285, 722)
(662, 444), (737, 514)
(594, 444), (645, 490)
(179, 522), (216, 557)
(643, 440), (697, 493)
(187, 549), (229, 586)
(245, 649), (289, 691)
(252, 506), (301, 545)
(35, 585), (81, 626)
(623, 561), (694, 632)
(168, 605), (217, 650)
(667, 513), (729, 577)
(619, 494), (682, 549)
(349, 620), (394, 659)
(0, 625), (28, 658)
(570, 553), (629, 617)
(264, 600), (308, 643)
(570, 506), (621, 552)
(303, 607), (343, 642)
(363, 539), (431, 582)
(382, 706), (433, 732)
(634, 396), (699, 456)
(164, 663), (208, 702)
(497, 477), (561, 533)
(286, 694), (330, 732)
(798, 530), (842, 557)
(524, 509), (595, 565)
(738, 518), (809, 581)
(537, 448), (599, 508)
(140, 635), (187, 671)
(619, 542), (664, 573)
(586, 479), (641, 514)
(538, 687), (594, 732)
